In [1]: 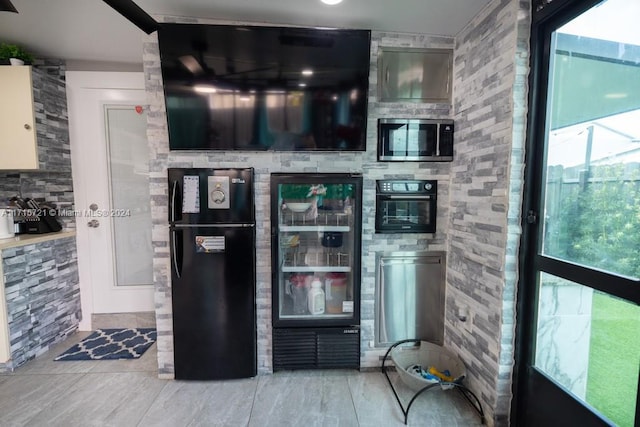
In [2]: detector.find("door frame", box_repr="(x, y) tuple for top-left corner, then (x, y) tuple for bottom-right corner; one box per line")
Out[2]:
(513, 0), (640, 425)
(66, 71), (154, 330)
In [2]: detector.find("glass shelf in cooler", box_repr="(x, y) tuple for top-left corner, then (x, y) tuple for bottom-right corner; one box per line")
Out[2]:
(279, 313), (352, 319)
(279, 211), (351, 228)
(281, 265), (351, 273)
(279, 225), (350, 232)
(280, 248), (351, 272)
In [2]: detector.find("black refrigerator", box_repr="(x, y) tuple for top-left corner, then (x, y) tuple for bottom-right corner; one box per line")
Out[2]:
(271, 173), (363, 371)
(168, 168), (256, 380)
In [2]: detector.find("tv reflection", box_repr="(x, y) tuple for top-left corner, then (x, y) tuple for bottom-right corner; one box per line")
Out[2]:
(166, 87), (366, 151)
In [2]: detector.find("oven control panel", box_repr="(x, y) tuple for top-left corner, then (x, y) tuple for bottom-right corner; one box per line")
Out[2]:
(376, 180), (437, 195)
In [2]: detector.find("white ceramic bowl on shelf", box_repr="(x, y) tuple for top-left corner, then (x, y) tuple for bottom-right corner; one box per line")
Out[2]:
(286, 202), (311, 212)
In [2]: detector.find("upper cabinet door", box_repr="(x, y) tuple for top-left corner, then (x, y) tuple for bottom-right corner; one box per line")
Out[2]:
(0, 66), (38, 170)
(378, 47), (453, 103)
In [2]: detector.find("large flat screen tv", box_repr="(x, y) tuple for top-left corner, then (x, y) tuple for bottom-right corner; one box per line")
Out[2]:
(158, 23), (371, 151)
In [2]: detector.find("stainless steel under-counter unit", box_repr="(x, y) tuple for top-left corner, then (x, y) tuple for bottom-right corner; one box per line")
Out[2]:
(375, 251), (445, 347)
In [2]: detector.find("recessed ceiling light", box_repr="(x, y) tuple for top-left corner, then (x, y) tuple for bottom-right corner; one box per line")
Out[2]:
(194, 85), (217, 94)
(302, 69), (313, 76)
(299, 83), (307, 87)
(321, 0), (343, 5)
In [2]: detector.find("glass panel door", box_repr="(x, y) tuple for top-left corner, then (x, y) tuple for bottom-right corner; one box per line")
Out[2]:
(535, 273), (640, 424)
(519, 0), (640, 425)
(105, 106), (153, 287)
(278, 183), (354, 318)
(272, 176), (361, 324)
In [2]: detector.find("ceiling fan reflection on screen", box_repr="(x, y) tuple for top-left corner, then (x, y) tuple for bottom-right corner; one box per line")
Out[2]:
(177, 44), (332, 94)
(177, 40), (279, 93)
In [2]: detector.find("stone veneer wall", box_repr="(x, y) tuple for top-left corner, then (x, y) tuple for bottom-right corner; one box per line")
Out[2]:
(0, 59), (80, 373)
(0, 61), (75, 230)
(0, 236), (80, 372)
(143, 17), (455, 378)
(144, 5), (532, 422)
(447, 0), (530, 425)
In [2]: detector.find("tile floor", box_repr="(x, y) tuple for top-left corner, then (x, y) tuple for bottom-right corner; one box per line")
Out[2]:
(0, 332), (483, 426)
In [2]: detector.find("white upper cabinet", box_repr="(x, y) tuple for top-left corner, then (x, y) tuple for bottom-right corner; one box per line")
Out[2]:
(0, 66), (38, 170)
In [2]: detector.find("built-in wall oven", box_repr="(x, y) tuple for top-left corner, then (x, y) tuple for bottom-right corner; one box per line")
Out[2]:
(375, 180), (437, 233)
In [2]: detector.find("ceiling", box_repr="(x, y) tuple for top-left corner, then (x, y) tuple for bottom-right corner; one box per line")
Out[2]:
(0, 0), (491, 65)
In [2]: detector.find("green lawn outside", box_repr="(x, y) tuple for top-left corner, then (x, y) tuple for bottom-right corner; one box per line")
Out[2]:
(586, 292), (640, 427)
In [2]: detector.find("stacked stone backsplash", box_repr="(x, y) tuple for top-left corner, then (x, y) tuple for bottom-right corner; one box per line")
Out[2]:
(0, 59), (80, 372)
(0, 61), (75, 230)
(143, 17), (455, 378)
(0, 236), (80, 372)
(447, 0), (530, 425)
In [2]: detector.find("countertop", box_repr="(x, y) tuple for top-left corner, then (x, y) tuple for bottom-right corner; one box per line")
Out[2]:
(0, 231), (76, 250)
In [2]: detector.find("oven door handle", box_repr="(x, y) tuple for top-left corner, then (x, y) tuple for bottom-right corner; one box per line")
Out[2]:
(378, 195), (432, 200)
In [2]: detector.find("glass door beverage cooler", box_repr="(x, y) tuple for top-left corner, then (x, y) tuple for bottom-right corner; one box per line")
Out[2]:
(271, 173), (362, 370)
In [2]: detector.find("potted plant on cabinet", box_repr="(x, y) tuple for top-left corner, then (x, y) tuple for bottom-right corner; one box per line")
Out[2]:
(0, 43), (34, 65)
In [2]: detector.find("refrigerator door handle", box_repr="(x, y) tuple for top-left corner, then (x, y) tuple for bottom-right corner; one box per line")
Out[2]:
(380, 195), (432, 200)
(172, 229), (182, 279)
(171, 180), (179, 223)
(378, 261), (388, 343)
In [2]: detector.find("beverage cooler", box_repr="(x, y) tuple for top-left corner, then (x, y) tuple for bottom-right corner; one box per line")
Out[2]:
(271, 173), (362, 371)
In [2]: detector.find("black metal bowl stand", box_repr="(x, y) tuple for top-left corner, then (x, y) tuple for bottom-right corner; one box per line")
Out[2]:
(381, 339), (486, 425)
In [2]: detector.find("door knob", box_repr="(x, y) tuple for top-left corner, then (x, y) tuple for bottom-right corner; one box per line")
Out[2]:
(87, 219), (100, 228)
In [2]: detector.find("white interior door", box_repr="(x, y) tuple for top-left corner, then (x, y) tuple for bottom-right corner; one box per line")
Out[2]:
(67, 72), (154, 330)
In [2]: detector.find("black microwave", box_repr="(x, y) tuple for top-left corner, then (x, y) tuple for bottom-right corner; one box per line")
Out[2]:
(377, 119), (454, 162)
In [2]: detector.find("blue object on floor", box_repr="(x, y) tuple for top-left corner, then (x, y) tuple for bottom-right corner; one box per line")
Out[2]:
(54, 328), (157, 361)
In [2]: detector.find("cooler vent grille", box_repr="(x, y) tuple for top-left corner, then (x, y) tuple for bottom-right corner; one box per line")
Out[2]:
(273, 329), (316, 370)
(273, 328), (360, 371)
(317, 333), (359, 368)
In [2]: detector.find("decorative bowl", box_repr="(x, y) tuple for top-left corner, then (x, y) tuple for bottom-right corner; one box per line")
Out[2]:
(286, 202), (311, 212)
